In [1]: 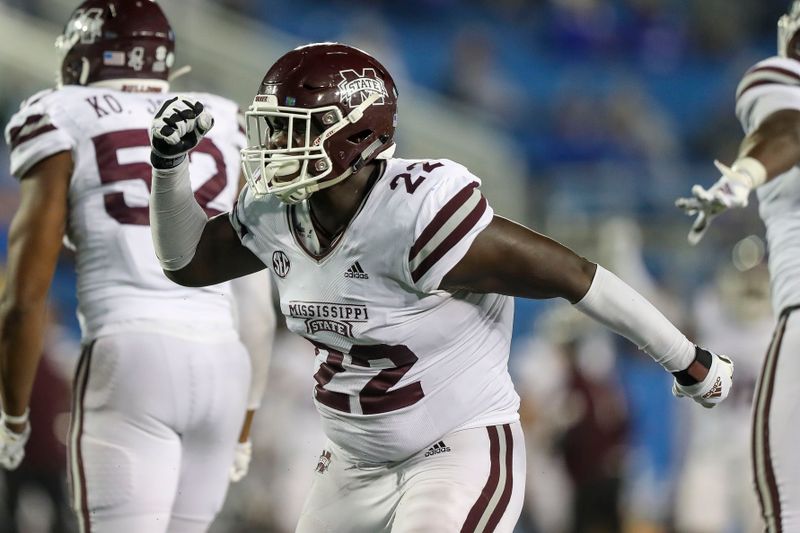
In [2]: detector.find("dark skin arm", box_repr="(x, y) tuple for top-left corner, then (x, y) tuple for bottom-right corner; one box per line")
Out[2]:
(739, 109), (800, 181)
(163, 214), (265, 287)
(442, 215), (709, 380)
(0, 152), (71, 433)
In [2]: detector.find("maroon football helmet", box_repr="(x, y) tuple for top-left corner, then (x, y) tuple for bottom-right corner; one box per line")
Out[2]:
(56, 0), (175, 90)
(241, 42), (399, 204)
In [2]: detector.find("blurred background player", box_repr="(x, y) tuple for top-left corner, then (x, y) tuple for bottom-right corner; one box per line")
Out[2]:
(673, 264), (772, 533)
(677, 2), (800, 530)
(147, 42), (731, 532)
(0, 1), (274, 532)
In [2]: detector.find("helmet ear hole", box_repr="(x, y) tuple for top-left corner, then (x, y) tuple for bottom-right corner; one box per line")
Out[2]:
(347, 130), (373, 144)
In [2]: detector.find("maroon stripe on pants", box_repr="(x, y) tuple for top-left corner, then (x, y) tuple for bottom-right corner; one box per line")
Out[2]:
(485, 424), (514, 531)
(752, 313), (788, 532)
(461, 426), (500, 532)
(70, 342), (95, 533)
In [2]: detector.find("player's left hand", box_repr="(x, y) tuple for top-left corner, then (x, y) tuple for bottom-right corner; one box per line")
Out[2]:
(675, 160), (760, 245)
(229, 440), (252, 483)
(0, 420), (30, 470)
(672, 351), (734, 409)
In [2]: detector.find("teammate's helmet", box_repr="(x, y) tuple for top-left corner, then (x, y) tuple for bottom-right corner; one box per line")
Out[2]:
(241, 42), (399, 204)
(55, 0), (175, 89)
(779, 1), (800, 60)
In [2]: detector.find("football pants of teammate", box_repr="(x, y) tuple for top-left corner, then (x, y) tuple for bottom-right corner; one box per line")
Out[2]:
(752, 307), (800, 531)
(296, 422), (525, 533)
(67, 331), (250, 533)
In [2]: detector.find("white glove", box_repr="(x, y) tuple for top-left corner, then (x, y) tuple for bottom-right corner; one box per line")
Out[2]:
(0, 415), (30, 470)
(675, 158), (766, 245)
(672, 352), (734, 409)
(150, 96), (214, 168)
(229, 440), (252, 483)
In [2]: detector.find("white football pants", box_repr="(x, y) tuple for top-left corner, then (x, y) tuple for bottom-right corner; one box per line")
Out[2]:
(296, 421), (525, 533)
(752, 306), (800, 532)
(67, 331), (250, 533)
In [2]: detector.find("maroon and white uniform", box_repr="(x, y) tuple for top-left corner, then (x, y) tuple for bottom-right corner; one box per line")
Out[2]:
(232, 157), (524, 531)
(735, 56), (800, 531)
(5, 86), (250, 533)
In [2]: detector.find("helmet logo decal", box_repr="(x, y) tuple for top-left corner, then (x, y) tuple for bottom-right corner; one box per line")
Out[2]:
(102, 51), (125, 66)
(337, 68), (388, 108)
(127, 46), (145, 71)
(67, 8), (104, 45)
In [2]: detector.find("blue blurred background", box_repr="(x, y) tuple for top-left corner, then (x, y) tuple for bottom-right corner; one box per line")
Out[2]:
(0, 1), (783, 532)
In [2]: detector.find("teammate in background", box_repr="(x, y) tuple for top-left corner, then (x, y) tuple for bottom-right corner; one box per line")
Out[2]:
(0, 1), (274, 532)
(676, 2), (800, 530)
(148, 42), (732, 532)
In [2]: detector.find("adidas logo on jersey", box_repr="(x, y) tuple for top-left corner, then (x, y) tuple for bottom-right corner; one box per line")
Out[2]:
(424, 441), (451, 457)
(344, 261), (369, 279)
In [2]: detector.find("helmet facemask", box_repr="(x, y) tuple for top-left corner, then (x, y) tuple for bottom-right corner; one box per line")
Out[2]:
(241, 92), (383, 204)
(779, 0), (800, 59)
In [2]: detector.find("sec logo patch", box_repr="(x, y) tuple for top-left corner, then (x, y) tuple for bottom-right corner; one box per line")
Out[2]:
(272, 250), (290, 278)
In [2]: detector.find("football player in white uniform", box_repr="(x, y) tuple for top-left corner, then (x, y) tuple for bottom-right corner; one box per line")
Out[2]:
(0, 1), (274, 532)
(676, 2), (800, 530)
(149, 42), (732, 532)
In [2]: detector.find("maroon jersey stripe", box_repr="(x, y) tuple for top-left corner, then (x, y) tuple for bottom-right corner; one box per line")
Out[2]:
(737, 66), (800, 100)
(409, 182), (479, 261)
(410, 194), (487, 283)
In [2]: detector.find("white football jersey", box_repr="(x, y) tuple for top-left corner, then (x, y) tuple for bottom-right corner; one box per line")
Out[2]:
(736, 56), (800, 315)
(5, 86), (243, 340)
(232, 158), (519, 462)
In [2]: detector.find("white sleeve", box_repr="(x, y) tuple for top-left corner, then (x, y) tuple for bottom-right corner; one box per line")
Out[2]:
(736, 56), (800, 134)
(406, 166), (493, 293)
(230, 269), (276, 410)
(574, 265), (695, 373)
(5, 94), (75, 178)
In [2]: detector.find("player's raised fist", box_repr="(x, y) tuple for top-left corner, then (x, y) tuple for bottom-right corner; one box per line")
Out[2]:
(150, 96), (214, 168)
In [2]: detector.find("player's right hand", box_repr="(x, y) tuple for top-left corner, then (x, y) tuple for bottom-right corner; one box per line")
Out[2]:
(0, 420), (30, 470)
(229, 440), (253, 483)
(150, 96), (214, 167)
(672, 351), (734, 409)
(675, 159), (760, 245)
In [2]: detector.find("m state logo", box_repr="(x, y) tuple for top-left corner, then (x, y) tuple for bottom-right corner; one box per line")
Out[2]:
(337, 68), (388, 108)
(67, 8), (104, 45)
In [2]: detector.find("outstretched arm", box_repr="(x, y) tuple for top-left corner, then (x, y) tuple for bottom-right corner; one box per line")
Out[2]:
(739, 109), (800, 180)
(0, 152), (71, 466)
(676, 109), (800, 244)
(443, 215), (732, 407)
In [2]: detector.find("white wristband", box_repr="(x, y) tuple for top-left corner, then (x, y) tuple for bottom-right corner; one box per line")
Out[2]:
(150, 158), (208, 271)
(2, 408), (29, 425)
(731, 157), (767, 189)
(574, 265), (695, 373)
